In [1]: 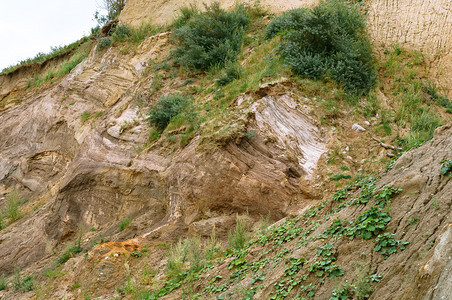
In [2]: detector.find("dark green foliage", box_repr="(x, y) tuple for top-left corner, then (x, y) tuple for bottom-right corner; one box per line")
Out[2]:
(118, 218), (133, 232)
(148, 94), (190, 130)
(266, 0), (376, 94)
(309, 258), (344, 278)
(0, 274), (6, 291)
(216, 62), (243, 86)
(423, 81), (452, 113)
(130, 251), (142, 258)
(330, 283), (354, 300)
(317, 243), (334, 257)
(57, 240), (82, 265)
(171, 2), (250, 70)
(354, 207), (390, 240)
(440, 159), (452, 177)
(13, 268), (34, 292)
(373, 232), (408, 259)
(330, 173), (352, 181)
(112, 24), (131, 41)
(374, 186), (401, 208)
(97, 37), (112, 51)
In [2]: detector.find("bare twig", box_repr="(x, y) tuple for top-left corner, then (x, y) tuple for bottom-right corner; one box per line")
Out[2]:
(371, 137), (402, 151)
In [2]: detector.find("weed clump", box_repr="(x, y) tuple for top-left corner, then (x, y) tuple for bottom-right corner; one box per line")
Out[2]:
(216, 62), (243, 86)
(171, 2), (250, 71)
(267, 0), (376, 94)
(118, 218), (133, 232)
(148, 94), (190, 130)
(112, 23), (162, 44)
(0, 274), (6, 291)
(228, 214), (251, 250)
(5, 189), (21, 222)
(97, 37), (112, 51)
(13, 268), (34, 292)
(57, 240), (82, 265)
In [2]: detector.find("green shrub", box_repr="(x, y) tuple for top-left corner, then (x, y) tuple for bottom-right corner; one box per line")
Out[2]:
(423, 81), (452, 112)
(353, 207), (391, 240)
(97, 37), (112, 51)
(80, 112), (91, 123)
(330, 173), (352, 181)
(148, 94), (190, 130)
(172, 2), (250, 70)
(166, 239), (187, 278)
(112, 24), (131, 41)
(0, 274), (6, 290)
(407, 110), (442, 147)
(267, 0), (376, 94)
(440, 159), (452, 177)
(57, 240), (82, 265)
(216, 62), (243, 86)
(118, 218), (133, 232)
(228, 214), (250, 250)
(373, 232), (408, 259)
(330, 283), (355, 300)
(5, 189), (21, 222)
(13, 268), (34, 292)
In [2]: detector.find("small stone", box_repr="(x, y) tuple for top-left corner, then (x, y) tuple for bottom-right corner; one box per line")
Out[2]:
(363, 121), (370, 126)
(352, 124), (366, 132)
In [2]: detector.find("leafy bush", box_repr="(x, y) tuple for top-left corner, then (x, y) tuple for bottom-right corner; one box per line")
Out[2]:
(171, 2), (250, 70)
(309, 258), (344, 278)
(97, 37), (112, 51)
(266, 0), (376, 94)
(353, 207), (391, 240)
(148, 94), (190, 130)
(440, 159), (452, 177)
(112, 24), (131, 41)
(373, 232), (408, 259)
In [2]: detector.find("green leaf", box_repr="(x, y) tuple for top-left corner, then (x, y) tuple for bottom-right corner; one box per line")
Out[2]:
(362, 231), (372, 240)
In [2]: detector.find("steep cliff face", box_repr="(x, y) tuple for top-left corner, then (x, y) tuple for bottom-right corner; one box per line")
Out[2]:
(0, 31), (327, 280)
(0, 1), (450, 299)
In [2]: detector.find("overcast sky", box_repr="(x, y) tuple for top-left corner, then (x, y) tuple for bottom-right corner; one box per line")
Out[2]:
(0, 0), (102, 71)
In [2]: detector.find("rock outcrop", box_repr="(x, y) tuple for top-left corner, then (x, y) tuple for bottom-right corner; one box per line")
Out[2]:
(0, 31), (326, 277)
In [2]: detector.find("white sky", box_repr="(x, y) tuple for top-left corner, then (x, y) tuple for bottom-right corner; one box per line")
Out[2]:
(0, 0), (102, 70)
